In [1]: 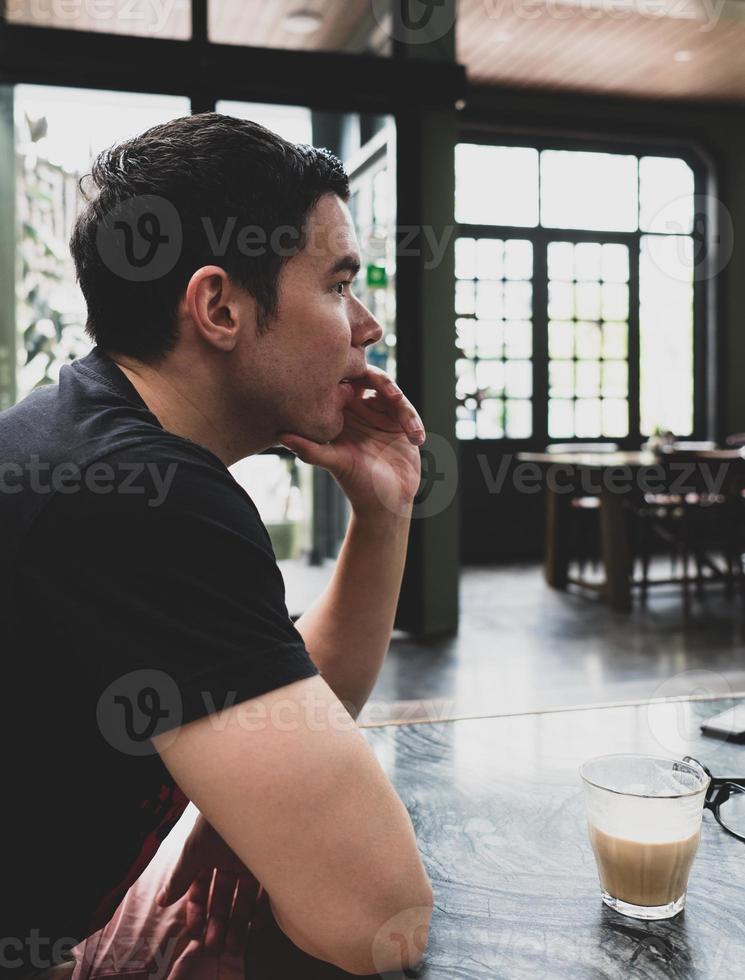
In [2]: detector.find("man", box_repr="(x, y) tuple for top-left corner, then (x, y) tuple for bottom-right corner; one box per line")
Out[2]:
(2, 113), (433, 978)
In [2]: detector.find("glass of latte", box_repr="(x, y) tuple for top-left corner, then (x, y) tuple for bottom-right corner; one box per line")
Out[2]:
(580, 754), (710, 920)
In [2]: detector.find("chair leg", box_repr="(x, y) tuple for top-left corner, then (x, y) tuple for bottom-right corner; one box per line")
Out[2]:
(681, 517), (692, 619)
(640, 518), (651, 608)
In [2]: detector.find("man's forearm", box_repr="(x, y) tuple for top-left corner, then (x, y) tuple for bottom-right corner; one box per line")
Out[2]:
(293, 506), (412, 719)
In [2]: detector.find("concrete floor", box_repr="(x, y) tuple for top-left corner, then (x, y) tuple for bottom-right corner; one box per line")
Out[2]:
(279, 559), (745, 725)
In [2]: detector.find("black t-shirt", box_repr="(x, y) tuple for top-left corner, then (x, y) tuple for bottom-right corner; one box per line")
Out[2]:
(1, 346), (319, 964)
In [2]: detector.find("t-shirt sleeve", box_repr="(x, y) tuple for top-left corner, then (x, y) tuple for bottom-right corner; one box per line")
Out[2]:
(15, 440), (320, 735)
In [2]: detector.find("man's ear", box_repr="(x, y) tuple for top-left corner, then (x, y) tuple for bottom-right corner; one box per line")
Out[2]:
(183, 266), (249, 352)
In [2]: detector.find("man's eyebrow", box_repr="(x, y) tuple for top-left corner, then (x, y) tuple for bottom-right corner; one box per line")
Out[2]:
(327, 254), (361, 277)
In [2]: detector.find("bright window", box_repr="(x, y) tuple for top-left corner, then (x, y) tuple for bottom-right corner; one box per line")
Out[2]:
(455, 143), (699, 441)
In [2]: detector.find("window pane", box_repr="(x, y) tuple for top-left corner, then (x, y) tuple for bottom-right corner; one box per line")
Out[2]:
(456, 417), (477, 440)
(476, 320), (503, 357)
(456, 145), (539, 226)
(504, 281), (532, 319)
(216, 101), (313, 143)
(476, 238), (503, 280)
(575, 399), (602, 438)
(456, 281), (476, 316)
(547, 240), (631, 439)
(576, 362), (600, 397)
(476, 360), (505, 398)
(639, 156), (695, 235)
(14, 85), (190, 403)
(456, 318), (476, 358)
(504, 360), (532, 398)
(549, 400), (574, 438)
(640, 236), (694, 435)
(7, 0), (190, 37)
(504, 320), (532, 358)
(602, 361), (628, 398)
(456, 359), (477, 399)
(506, 400), (532, 438)
(548, 282), (574, 320)
(602, 322), (628, 359)
(574, 242), (602, 281)
(601, 243), (630, 282)
(549, 321), (574, 359)
(455, 237), (476, 279)
(549, 361), (574, 398)
(575, 322), (602, 360)
(575, 282), (601, 320)
(477, 399), (505, 439)
(210, 0), (392, 54)
(540, 151), (638, 231)
(476, 281), (503, 319)
(548, 242), (574, 281)
(504, 239), (533, 280)
(454, 231), (534, 440)
(603, 400), (629, 438)
(601, 283), (629, 321)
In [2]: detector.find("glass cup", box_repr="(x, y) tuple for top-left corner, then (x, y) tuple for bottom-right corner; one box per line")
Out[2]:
(580, 754), (710, 920)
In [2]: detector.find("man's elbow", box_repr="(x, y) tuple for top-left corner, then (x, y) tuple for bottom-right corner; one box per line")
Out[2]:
(333, 881), (435, 977)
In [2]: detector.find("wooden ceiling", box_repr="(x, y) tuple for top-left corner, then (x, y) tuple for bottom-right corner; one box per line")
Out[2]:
(457, 0), (745, 101)
(7, 0), (745, 102)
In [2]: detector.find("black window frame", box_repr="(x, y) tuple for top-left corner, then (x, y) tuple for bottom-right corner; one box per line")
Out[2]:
(455, 127), (714, 449)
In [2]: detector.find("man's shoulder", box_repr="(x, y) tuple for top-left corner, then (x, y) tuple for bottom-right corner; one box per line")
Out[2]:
(63, 435), (263, 528)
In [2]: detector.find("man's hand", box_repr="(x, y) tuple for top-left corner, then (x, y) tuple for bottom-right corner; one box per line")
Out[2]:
(278, 366), (424, 519)
(156, 813), (262, 954)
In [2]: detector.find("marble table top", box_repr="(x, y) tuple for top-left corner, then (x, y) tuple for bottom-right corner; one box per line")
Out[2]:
(247, 696), (745, 978)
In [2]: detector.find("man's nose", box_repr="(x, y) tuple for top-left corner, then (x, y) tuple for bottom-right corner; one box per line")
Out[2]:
(353, 299), (384, 349)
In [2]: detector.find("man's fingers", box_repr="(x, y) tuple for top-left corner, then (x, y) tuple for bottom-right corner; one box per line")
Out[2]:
(349, 371), (425, 445)
(225, 873), (262, 954)
(203, 869), (237, 953)
(157, 850), (197, 908)
(278, 434), (338, 469)
(184, 869), (213, 939)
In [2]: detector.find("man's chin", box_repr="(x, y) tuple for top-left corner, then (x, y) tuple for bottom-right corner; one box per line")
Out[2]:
(287, 415), (344, 446)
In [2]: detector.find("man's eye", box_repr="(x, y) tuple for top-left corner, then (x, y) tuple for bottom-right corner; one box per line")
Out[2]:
(334, 281), (352, 296)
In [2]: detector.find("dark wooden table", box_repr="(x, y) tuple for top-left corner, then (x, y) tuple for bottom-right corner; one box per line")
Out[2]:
(247, 695), (745, 978)
(518, 450), (745, 612)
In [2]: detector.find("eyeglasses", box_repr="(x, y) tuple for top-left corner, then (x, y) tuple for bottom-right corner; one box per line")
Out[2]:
(683, 756), (745, 843)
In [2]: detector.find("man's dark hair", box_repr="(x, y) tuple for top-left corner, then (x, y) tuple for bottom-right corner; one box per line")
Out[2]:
(70, 112), (350, 361)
